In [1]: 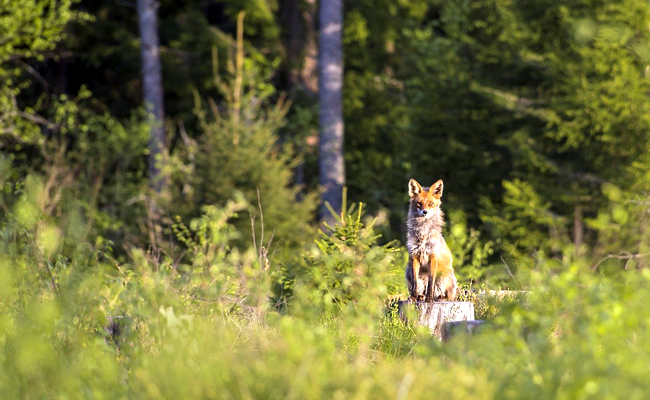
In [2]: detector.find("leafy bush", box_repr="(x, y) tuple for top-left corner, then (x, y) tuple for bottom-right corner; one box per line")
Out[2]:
(276, 202), (405, 317)
(446, 209), (496, 283)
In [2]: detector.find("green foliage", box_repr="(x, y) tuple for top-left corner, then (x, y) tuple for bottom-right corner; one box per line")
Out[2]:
(588, 161), (650, 271)
(372, 303), (419, 358)
(444, 264), (650, 398)
(177, 51), (317, 248)
(341, 0), (421, 240)
(480, 179), (570, 270)
(399, 0), (650, 269)
(446, 209), (495, 282)
(5, 178), (650, 398)
(0, 0), (86, 61)
(0, 0), (151, 250)
(0, 0), (89, 145)
(276, 202), (405, 317)
(0, 86), (152, 250)
(10, 0), (650, 276)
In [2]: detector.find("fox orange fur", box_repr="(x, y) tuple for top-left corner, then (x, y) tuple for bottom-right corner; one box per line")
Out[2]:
(405, 179), (457, 302)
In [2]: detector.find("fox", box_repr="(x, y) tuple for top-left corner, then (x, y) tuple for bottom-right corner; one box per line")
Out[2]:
(405, 178), (457, 302)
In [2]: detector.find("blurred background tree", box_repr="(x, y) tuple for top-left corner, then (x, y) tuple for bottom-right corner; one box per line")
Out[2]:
(136, 0), (166, 192)
(3, 0), (650, 280)
(318, 0), (345, 224)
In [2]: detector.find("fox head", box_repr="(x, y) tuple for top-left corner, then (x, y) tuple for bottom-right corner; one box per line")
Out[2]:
(408, 179), (443, 218)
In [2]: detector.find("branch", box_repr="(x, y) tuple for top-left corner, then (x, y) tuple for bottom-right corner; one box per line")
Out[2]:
(17, 111), (61, 130)
(14, 59), (49, 89)
(592, 252), (650, 271)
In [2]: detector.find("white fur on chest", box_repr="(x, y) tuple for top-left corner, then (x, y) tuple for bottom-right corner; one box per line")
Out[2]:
(407, 210), (448, 257)
(407, 226), (444, 257)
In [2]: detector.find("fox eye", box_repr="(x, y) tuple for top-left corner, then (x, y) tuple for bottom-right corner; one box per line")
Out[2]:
(416, 202), (422, 208)
(428, 202), (434, 207)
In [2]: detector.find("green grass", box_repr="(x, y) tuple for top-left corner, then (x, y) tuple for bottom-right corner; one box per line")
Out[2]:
(2, 195), (650, 399)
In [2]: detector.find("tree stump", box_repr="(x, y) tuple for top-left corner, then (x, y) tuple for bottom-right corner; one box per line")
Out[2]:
(398, 301), (475, 340)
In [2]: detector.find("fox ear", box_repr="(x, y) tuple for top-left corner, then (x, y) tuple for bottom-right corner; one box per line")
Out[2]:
(432, 180), (444, 199)
(408, 179), (422, 198)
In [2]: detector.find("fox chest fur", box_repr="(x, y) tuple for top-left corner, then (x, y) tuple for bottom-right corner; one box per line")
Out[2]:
(406, 208), (448, 266)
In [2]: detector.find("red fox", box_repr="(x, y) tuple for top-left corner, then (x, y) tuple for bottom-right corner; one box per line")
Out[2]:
(405, 179), (457, 302)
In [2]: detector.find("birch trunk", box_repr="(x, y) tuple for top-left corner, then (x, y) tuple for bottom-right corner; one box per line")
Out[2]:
(318, 0), (345, 223)
(137, 0), (165, 193)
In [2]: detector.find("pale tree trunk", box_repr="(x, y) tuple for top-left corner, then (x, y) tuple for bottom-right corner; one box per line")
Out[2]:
(137, 0), (165, 193)
(318, 0), (345, 224)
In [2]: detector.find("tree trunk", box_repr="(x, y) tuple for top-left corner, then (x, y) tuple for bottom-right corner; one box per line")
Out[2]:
(137, 0), (165, 193)
(318, 0), (345, 224)
(574, 205), (584, 256)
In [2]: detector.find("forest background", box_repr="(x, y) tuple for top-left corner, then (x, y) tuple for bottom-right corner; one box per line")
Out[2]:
(2, 0), (650, 398)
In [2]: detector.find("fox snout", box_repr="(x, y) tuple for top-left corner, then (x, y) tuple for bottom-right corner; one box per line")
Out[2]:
(415, 204), (435, 217)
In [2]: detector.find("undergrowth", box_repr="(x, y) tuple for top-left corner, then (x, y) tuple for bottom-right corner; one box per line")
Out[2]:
(1, 175), (650, 399)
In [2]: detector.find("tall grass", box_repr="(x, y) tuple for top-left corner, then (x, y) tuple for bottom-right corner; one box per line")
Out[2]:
(1, 175), (649, 399)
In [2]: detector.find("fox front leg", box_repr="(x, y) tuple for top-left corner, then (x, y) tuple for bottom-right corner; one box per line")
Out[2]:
(410, 256), (420, 301)
(425, 273), (434, 302)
